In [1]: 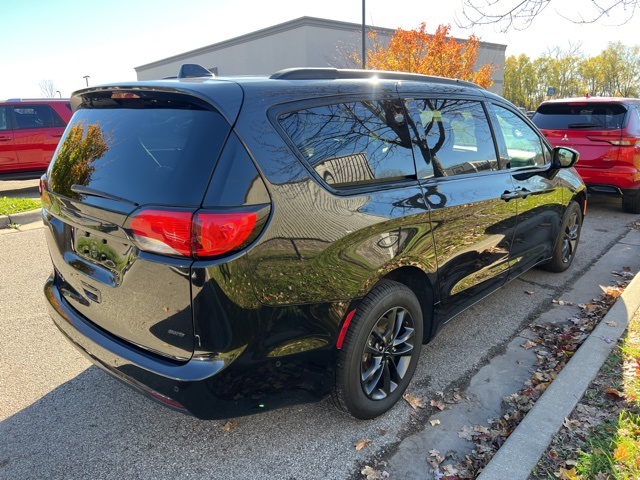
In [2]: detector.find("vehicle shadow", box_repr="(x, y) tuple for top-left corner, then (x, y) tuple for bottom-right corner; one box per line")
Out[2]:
(0, 365), (377, 480)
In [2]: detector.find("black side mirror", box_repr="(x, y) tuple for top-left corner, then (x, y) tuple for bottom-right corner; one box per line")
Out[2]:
(552, 147), (579, 169)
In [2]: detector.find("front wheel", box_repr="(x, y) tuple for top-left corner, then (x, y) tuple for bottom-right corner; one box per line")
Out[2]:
(332, 280), (423, 419)
(542, 201), (582, 273)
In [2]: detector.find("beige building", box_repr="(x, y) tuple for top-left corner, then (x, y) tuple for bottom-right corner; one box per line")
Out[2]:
(135, 16), (506, 94)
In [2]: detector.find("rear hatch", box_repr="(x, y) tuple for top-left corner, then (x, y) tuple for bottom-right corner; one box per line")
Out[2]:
(532, 101), (628, 169)
(42, 87), (238, 361)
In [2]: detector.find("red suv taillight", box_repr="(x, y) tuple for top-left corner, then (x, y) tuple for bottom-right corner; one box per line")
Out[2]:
(585, 135), (640, 146)
(127, 208), (263, 259)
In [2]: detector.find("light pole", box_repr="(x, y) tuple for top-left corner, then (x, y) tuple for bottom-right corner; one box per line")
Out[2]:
(362, 0), (366, 69)
(55, 90), (61, 98)
(83, 75), (90, 87)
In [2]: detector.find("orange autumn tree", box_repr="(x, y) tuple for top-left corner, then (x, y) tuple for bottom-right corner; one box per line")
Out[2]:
(356, 23), (496, 88)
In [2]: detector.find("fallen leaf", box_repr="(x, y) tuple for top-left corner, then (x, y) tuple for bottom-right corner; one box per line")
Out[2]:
(604, 287), (623, 299)
(429, 419), (441, 426)
(404, 393), (426, 410)
(521, 340), (536, 350)
(361, 465), (379, 480)
(605, 321), (618, 327)
(458, 425), (474, 441)
(427, 449), (445, 469)
(222, 420), (238, 432)
(355, 438), (372, 451)
(162, 306), (169, 312)
(525, 290), (534, 295)
(555, 466), (578, 479)
(563, 417), (580, 430)
(604, 387), (625, 400)
(430, 399), (446, 410)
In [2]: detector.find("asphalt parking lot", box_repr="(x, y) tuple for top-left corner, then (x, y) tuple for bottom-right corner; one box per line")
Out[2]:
(1, 181), (638, 480)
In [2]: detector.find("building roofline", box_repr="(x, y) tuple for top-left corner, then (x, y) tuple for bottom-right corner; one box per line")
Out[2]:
(135, 16), (506, 72)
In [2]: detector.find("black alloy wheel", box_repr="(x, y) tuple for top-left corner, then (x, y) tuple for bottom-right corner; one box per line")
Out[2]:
(333, 280), (424, 419)
(543, 201), (582, 273)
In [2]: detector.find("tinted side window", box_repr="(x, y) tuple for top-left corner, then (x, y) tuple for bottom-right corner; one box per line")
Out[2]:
(12, 104), (65, 129)
(279, 99), (415, 188)
(493, 105), (548, 168)
(405, 99), (497, 178)
(0, 107), (8, 131)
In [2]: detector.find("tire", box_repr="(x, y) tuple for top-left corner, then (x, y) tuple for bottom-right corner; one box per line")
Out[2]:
(332, 280), (423, 419)
(542, 201), (582, 273)
(622, 193), (640, 214)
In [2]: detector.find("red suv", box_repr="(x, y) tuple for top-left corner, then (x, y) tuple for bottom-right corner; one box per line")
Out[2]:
(0, 99), (72, 179)
(532, 97), (640, 213)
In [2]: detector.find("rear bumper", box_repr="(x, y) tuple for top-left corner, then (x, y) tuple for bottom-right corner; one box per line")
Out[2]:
(576, 165), (640, 196)
(45, 275), (335, 419)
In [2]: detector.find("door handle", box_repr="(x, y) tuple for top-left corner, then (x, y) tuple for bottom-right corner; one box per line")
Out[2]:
(501, 188), (531, 201)
(501, 190), (520, 201)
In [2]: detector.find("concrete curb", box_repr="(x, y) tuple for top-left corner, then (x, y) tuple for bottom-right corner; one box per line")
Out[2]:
(477, 269), (640, 479)
(0, 208), (42, 229)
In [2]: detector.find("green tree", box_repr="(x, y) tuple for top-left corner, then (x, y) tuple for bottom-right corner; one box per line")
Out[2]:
(598, 42), (640, 96)
(503, 54), (541, 110)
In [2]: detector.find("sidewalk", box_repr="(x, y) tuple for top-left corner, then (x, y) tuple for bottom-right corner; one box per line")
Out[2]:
(387, 228), (640, 479)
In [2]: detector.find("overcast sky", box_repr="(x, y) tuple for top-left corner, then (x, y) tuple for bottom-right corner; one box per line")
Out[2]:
(2, 0), (638, 99)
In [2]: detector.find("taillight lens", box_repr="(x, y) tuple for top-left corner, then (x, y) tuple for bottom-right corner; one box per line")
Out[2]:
(129, 209), (193, 257)
(586, 136), (640, 146)
(194, 211), (257, 257)
(127, 208), (261, 259)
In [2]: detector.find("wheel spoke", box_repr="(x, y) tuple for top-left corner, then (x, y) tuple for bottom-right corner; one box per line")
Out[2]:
(383, 308), (398, 343)
(361, 356), (383, 384)
(382, 361), (391, 395)
(393, 326), (414, 346)
(392, 309), (405, 341)
(391, 343), (413, 356)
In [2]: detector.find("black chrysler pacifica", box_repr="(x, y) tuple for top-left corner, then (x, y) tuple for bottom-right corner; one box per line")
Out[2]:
(41, 65), (586, 420)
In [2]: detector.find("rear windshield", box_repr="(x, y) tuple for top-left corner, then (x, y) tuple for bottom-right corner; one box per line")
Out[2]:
(532, 103), (628, 130)
(49, 107), (230, 206)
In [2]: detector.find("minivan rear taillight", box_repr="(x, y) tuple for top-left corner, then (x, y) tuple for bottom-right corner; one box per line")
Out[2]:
(127, 208), (263, 259)
(193, 212), (257, 257)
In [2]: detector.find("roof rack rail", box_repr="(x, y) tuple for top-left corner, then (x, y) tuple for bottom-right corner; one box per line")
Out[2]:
(177, 64), (216, 79)
(269, 68), (482, 88)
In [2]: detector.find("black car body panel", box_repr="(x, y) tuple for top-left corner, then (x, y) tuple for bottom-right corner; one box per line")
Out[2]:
(42, 68), (586, 419)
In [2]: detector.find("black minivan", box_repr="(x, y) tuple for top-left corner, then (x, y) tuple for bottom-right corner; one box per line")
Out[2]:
(41, 66), (586, 420)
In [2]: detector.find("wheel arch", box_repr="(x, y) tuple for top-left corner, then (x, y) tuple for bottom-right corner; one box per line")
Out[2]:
(572, 189), (587, 218)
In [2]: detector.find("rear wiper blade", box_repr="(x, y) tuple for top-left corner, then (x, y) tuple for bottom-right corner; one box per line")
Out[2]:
(71, 184), (139, 206)
(568, 123), (598, 128)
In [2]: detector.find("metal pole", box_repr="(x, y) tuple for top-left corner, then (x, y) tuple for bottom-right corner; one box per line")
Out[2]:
(83, 75), (90, 87)
(362, 0), (366, 69)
